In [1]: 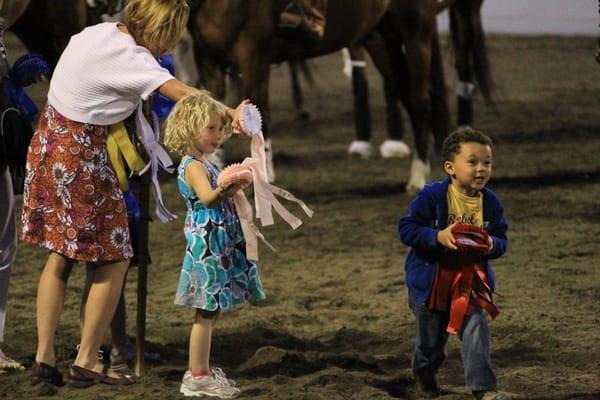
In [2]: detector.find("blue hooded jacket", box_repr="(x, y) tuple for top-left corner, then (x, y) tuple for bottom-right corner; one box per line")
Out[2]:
(398, 178), (508, 304)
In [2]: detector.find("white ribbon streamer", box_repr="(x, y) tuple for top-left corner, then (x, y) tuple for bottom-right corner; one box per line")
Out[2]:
(134, 103), (178, 222)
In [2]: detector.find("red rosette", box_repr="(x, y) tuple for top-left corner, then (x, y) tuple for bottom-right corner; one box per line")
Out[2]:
(451, 223), (489, 254)
(217, 163), (253, 190)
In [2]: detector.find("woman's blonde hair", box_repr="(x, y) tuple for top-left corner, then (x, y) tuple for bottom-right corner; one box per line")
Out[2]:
(164, 91), (232, 155)
(124, 0), (189, 52)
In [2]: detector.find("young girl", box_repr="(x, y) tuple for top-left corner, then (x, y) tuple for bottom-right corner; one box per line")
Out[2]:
(20, 0), (247, 387)
(164, 93), (265, 398)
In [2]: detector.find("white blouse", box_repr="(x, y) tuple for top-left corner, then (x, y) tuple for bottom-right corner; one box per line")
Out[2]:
(48, 22), (174, 125)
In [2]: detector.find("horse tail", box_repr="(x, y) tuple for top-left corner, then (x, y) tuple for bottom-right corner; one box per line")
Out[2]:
(430, 26), (450, 152)
(449, 0), (494, 106)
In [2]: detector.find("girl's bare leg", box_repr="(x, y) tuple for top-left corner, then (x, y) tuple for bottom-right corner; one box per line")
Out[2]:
(189, 310), (216, 373)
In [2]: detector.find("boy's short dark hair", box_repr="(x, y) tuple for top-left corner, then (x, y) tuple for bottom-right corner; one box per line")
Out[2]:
(442, 126), (493, 162)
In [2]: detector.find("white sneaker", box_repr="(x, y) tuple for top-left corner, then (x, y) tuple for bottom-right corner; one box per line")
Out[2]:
(348, 140), (372, 159)
(0, 348), (23, 371)
(379, 139), (410, 158)
(211, 367), (236, 387)
(180, 370), (240, 398)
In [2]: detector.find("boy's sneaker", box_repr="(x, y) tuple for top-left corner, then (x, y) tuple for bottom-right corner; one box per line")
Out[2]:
(414, 371), (441, 398)
(473, 390), (510, 400)
(180, 370), (240, 398)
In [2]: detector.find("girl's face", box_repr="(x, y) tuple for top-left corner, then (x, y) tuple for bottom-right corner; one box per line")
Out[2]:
(444, 142), (493, 196)
(190, 113), (226, 156)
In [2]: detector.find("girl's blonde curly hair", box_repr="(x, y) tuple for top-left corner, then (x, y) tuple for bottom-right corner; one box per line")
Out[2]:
(124, 0), (189, 52)
(164, 91), (232, 155)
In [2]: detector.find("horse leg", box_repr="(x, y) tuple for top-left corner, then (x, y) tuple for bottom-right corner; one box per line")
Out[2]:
(429, 26), (450, 153)
(235, 41), (274, 181)
(366, 32), (411, 159)
(451, 0), (475, 126)
(402, 24), (435, 192)
(287, 61), (310, 120)
(192, 42), (226, 100)
(345, 45), (373, 159)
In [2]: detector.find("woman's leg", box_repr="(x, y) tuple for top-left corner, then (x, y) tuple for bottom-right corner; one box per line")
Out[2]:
(74, 259), (128, 372)
(110, 276), (129, 348)
(36, 252), (74, 366)
(189, 309), (218, 373)
(81, 264), (128, 347)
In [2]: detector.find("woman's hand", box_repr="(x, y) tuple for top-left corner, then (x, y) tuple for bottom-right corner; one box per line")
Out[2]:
(437, 222), (458, 250)
(230, 99), (251, 136)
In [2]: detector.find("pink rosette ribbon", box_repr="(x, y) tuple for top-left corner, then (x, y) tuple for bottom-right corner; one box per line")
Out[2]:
(226, 103), (313, 260)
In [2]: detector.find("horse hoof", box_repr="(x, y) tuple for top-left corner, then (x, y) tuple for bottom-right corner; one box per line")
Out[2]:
(348, 140), (372, 159)
(405, 158), (430, 193)
(380, 140), (410, 159)
(298, 110), (311, 121)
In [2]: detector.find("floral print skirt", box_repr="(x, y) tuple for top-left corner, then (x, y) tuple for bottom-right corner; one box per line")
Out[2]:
(21, 105), (133, 262)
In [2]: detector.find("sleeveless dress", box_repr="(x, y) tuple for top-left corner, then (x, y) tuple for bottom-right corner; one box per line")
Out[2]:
(174, 156), (265, 311)
(21, 105), (133, 262)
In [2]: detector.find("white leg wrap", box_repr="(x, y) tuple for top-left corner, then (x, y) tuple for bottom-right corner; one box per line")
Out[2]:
(406, 158), (430, 194)
(379, 140), (410, 159)
(456, 81), (475, 99)
(348, 140), (372, 159)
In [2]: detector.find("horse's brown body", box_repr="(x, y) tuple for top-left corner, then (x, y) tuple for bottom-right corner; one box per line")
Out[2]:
(2, 0), (122, 74)
(189, 0), (441, 189)
(3, 0), (87, 72)
(190, 0), (389, 105)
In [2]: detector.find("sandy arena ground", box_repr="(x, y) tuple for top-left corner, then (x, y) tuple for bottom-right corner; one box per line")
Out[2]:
(0, 32), (599, 399)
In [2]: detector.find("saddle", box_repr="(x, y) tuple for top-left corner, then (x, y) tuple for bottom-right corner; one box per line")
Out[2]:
(427, 224), (499, 334)
(279, 0), (327, 41)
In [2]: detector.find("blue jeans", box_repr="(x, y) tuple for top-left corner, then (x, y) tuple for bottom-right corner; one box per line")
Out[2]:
(409, 297), (498, 392)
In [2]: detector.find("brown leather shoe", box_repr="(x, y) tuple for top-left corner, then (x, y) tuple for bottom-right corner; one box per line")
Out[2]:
(31, 361), (65, 386)
(68, 364), (136, 387)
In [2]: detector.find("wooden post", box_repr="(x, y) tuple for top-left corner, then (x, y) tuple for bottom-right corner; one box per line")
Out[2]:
(134, 174), (151, 376)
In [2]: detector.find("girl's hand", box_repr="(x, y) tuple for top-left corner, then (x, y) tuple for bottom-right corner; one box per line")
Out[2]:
(437, 222), (458, 250)
(219, 182), (245, 198)
(231, 99), (251, 136)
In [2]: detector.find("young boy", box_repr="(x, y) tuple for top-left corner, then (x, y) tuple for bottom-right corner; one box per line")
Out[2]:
(398, 126), (509, 400)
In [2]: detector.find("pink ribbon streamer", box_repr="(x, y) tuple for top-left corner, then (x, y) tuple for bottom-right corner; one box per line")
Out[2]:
(229, 131), (313, 260)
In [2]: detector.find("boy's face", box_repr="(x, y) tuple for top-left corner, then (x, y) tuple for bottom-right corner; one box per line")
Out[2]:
(444, 142), (493, 196)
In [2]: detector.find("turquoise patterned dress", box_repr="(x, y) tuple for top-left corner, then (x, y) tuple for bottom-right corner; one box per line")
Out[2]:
(174, 156), (265, 311)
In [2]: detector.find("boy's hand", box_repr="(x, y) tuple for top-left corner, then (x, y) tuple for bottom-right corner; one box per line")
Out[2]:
(487, 235), (494, 253)
(437, 222), (458, 250)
